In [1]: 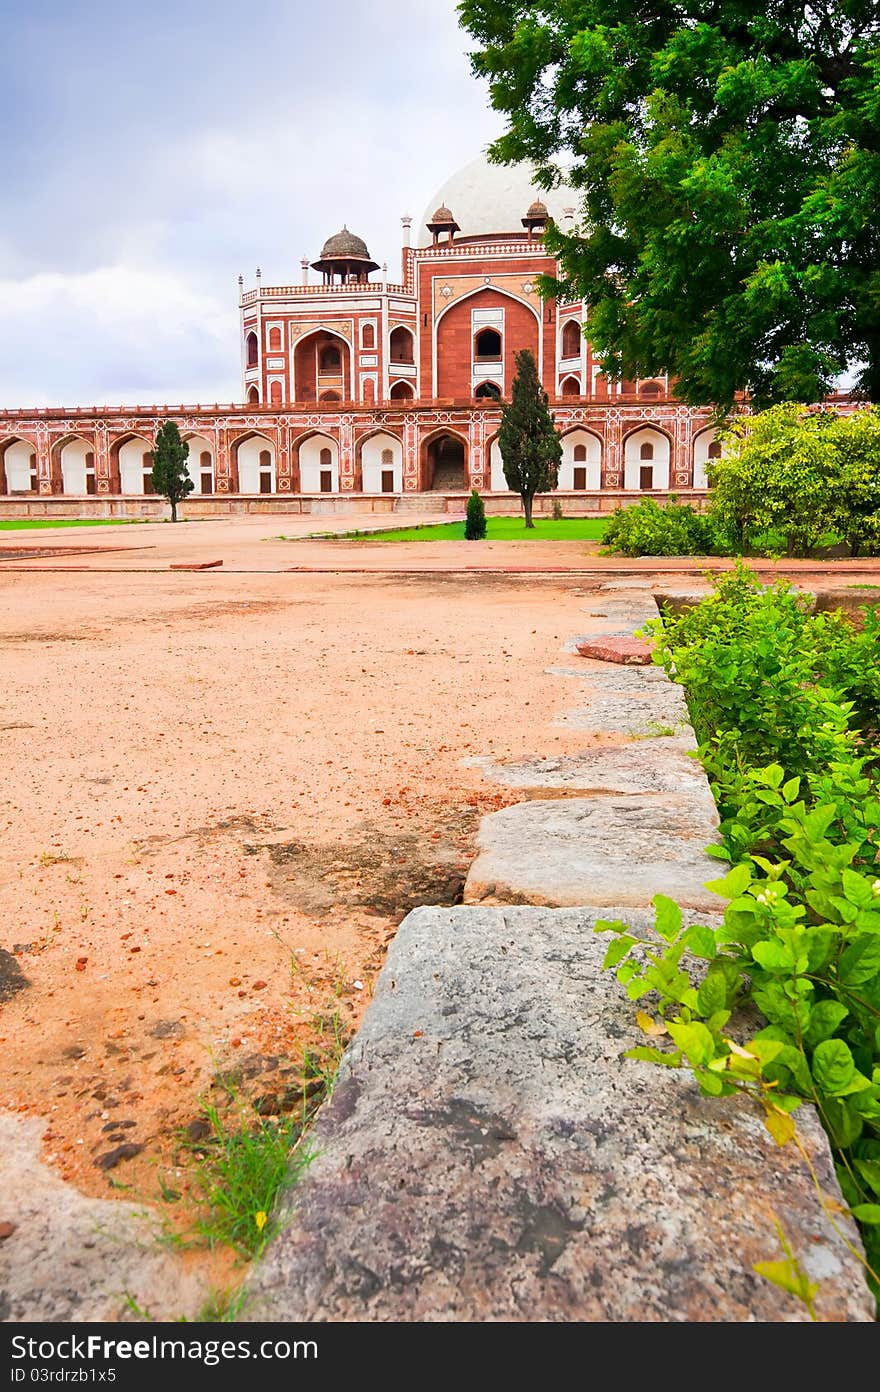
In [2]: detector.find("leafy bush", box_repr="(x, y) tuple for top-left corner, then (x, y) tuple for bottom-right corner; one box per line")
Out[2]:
(710, 404), (880, 557)
(601, 496), (719, 557)
(465, 488), (487, 540)
(601, 566), (880, 1307)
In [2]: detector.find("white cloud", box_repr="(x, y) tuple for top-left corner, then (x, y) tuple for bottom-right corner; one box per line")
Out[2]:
(0, 267), (239, 407)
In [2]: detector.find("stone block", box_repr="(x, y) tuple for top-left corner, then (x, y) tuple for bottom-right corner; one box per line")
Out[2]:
(463, 795), (722, 909)
(463, 740), (701, 797)
(242, 905), (873, 1323)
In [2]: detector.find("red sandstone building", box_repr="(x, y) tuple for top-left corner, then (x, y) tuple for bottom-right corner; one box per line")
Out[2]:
(0, 157), (720, 517)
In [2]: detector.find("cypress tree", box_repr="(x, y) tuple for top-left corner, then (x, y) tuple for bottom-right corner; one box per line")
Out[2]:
(151, 421), (193, 522)
(497, 349), (561, 528)
(465, 487), (487, 540)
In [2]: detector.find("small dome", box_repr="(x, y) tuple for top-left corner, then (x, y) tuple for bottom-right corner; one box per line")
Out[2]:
(318, 226), (373, 261)
(430, 204), (456, 224)
(526, 199), (548, 218)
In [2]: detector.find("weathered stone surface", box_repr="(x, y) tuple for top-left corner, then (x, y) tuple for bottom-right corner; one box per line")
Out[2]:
(812, 589), (880, 627)
(462, 740), (701, 797)
(653, 590), (709, 619)
(243, 905), (873, 1323)
(464, 795), (722, 909)
(554, 686), (692, 737)
(576, 636), (653, 664)
(0, 1115), (205, 1322)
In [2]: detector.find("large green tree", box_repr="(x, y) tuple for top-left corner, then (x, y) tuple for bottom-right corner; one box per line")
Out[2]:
(458, 2), (880, 410)
(151, 421), (193, 522)
(498, 348), (562, 525)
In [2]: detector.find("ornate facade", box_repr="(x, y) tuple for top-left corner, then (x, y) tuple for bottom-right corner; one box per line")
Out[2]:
(0, 156), (720, 515)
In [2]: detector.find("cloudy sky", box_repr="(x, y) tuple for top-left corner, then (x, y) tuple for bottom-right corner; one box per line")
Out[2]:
(0, 1), (504, 407)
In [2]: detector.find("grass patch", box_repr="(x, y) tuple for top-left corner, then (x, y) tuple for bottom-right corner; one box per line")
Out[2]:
(162, 1008), (350, 1266)
(179, 1094), (312, 1260)
(0, 518), (144, 530)
(321, 517), (607, 543)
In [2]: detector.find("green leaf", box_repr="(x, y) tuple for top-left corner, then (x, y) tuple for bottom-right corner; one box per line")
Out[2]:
(841, 868), (877, 910)
(697, 967), (729, 1017)
(753, 1259), (818, 1307)
(625, 1046), (682, 1068)
(666, 1020), (716, 1067)
(804, 1000), (849, 1047)
(694, 1068), (726, 1095)
(782, 777), (800, 803)
(617, 959), (640, 986)
(682, 923), (718, 960)
(854, 1159), (880, 1198)
(840, 937), (880, 986)
(705, 863), (752, 900)
(821, 1097), (864, 1148)
(849, 1204), (880, 1224)
(752, 939), (796, 974)
(812, 1038), (855, 1095)
(603, 935), (636, 969)
(653, 894), (683, 944)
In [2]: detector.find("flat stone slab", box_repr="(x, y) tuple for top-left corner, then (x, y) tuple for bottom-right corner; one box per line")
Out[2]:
(463, 740), (701, 797)
(0, 1115), (205, 1322)
(554, 687), (692, 737)
(242, 905), (873, 1322)
(464, 795), (722, 909)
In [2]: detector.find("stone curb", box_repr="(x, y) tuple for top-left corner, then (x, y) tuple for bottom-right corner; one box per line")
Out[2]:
(242, 905), (873, 1323)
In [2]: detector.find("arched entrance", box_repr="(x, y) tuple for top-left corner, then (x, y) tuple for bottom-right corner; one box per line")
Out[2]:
(0, 437), (38, 494)
(424, 432), (466, 491)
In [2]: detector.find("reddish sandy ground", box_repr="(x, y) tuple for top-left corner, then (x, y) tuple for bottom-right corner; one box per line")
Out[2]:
(0, 516), (617, 1286)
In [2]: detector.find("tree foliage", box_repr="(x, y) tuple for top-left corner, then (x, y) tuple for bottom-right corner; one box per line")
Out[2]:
(151, 421), (193, 522)
(458, 2), (880, 410)
(497, 348), (562, 526)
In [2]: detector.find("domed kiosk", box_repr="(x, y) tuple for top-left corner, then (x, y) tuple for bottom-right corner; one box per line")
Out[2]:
(311, 227), (379, 284)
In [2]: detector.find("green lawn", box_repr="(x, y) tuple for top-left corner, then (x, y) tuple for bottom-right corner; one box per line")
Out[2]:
(0, 518), (144, 530)
(334, 517), (608, 543)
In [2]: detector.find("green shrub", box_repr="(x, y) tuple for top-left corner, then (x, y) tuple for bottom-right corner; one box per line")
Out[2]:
(710, 403), (880, 557)
(601, 566), (880, 1308)
(551, 498), (564, 520)
(465, 488), (487, 540)
(601, 497), (719, 557)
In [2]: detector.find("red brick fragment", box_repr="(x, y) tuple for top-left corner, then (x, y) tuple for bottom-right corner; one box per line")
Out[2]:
(576, 636), (653, 665)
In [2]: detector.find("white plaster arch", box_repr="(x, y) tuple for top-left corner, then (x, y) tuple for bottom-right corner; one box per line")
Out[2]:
(234, 433), (276, 493)
(297, 433), (339, 493)
(488, 435), (510, 491)
(359, 430), (403, 493)
(117, 435), (154, 495)
(58, 436), (94, 494)
(693, 427), (723, 489)
(559, 428), (602, 490)
(183, 434), (215, 493)
(2, 438), (37, 492)
(622, 426), (671, 490)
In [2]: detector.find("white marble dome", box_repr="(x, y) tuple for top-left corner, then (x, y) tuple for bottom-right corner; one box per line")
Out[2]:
(418, 153), (576, 247)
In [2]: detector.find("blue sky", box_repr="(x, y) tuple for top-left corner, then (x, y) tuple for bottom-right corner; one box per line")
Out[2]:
(0, 1), (503, 406)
